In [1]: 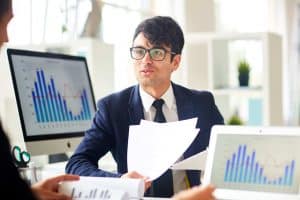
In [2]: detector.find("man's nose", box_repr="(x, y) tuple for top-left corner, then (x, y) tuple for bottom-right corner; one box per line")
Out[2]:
(142, 51), (152, 63)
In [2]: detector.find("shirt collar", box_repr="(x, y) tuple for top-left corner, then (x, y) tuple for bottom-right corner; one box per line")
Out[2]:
(139, 84), (175, 112)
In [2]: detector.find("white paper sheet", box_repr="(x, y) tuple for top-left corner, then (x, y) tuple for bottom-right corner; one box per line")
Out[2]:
(58, 176), (144, 199)
(170, 149), (207, 170)
(127, 118), (199, 180)
(140, 117), (198, 127)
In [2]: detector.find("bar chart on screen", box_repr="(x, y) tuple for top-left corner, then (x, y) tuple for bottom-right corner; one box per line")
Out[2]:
(19, 66), (94, 131)
(11, 53), (96, 135)
(223, 144), (295, 187)
(31, 69), (92, 123)
(210, 134), (300, 194)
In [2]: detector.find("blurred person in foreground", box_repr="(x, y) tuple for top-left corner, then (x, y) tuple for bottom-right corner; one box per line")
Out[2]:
(0, 0), (79, 199)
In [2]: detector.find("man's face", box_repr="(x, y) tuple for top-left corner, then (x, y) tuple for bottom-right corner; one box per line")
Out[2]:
(0, 5), (13, 48)
(132, 33), (181, 90)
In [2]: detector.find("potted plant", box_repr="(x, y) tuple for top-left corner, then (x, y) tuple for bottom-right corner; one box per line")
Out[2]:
(238, 59), (250, 87)
(227, 114), (244, 125)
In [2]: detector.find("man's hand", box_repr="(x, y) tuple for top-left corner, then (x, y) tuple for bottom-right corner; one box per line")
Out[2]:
(121, 171), (152, 191)
(172, 185), (215, 200)
(31, 174), (79, 200)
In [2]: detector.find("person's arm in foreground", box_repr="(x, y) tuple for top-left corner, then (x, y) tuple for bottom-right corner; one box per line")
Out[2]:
(31, 174), (79, 200)
(172, 185), (215, 200)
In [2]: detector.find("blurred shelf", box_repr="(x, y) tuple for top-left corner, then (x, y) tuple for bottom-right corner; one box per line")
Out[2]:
(183, 32), (283, 125)
(212, 87), (262, 97)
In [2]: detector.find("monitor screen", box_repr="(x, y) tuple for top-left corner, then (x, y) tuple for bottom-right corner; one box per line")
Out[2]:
(204, 125), (300, 200)
(7, 48), (96, 156)
(211, 134), (300, 194)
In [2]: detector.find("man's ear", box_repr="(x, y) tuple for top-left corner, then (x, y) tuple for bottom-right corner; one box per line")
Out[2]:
(171, 54), (181, 72)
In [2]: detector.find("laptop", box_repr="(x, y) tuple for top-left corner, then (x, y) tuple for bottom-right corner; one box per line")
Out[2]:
(203, 125), (300, 200)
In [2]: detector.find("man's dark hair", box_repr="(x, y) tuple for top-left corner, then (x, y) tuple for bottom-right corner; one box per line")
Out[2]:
(0, 0), (11, 19)
(133, 16), (184, 55)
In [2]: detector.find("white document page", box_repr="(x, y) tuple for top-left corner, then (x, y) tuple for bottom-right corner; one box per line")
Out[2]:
(140, 117), (198, 127)
(170, 149), (207, 170)
(58, 176), (144, 199)
(127, 118), (199, 180)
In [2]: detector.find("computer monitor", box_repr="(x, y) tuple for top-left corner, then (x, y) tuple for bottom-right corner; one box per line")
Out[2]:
(7, 48), (96, 158)
(204, 125), (300, 200)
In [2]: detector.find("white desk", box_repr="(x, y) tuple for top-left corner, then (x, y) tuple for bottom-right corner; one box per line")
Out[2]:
(40, 161), (67, 180)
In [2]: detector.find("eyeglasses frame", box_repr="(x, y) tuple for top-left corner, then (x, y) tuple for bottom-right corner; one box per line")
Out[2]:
(130, 46), (176, 61)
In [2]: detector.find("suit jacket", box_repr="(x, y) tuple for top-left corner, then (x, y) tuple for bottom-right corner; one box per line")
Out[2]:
(66, 82), (224, 187)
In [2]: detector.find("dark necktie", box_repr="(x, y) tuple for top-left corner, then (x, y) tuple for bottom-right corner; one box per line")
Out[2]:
(153, 99), (166, 123)
(150, 99), (174, 197)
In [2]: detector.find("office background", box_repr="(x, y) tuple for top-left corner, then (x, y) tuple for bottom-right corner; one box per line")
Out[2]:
(0, 0), (300, 148)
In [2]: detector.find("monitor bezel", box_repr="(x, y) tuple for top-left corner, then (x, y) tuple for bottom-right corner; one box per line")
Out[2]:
(7, 48), (96, 142)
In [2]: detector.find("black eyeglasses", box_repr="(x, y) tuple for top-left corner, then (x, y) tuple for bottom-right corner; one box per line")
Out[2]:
(130, 47), (176, 61)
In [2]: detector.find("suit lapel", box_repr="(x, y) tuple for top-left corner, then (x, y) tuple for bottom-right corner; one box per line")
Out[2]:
(173, 83), (201, 186)
(128, 85), (144, 125)
(172, 83), (196, 121)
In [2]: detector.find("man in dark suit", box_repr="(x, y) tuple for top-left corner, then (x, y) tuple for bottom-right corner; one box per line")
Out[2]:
(66, 16), (224, 198)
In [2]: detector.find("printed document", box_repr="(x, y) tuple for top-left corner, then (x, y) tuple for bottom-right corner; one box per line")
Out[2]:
(58, 176), (144, 200)
(127, 118), (199, 180)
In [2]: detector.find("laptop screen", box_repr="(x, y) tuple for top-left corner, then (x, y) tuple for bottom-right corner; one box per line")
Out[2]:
(204, 125), (300, 199)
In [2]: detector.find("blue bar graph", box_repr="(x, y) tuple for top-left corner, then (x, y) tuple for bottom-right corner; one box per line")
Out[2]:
(31, 69), (92, 123)
(224, 144), (295, 186)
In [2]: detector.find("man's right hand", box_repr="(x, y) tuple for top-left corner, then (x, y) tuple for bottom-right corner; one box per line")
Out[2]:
(121, 171), (152, 191)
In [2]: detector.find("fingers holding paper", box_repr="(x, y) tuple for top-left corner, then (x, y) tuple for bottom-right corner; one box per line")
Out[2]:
(32, 174), (80, 200)
(121, 171), (152, 191)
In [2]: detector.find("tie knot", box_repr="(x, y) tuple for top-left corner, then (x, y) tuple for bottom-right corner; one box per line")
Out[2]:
(152, 99), (166, 123)
(152, 99), (165, 110)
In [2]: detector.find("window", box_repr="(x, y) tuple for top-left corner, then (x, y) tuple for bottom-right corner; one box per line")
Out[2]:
(9, 0), (91, 44)
(8, 0), (154, 91)
(215, 0), (268, 33)
(101, 0), (153, 89)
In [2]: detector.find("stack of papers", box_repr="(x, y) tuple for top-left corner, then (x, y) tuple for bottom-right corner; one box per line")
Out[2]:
(127, 118), (199, 180)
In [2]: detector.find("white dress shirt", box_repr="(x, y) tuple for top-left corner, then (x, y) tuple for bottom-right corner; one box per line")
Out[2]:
(139, 84), (188, 194)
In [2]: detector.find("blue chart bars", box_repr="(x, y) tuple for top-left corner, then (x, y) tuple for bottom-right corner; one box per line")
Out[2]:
(31, 69), (92, 123)
(71, 188), (112, 199)
(224, 144), (295, 186)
